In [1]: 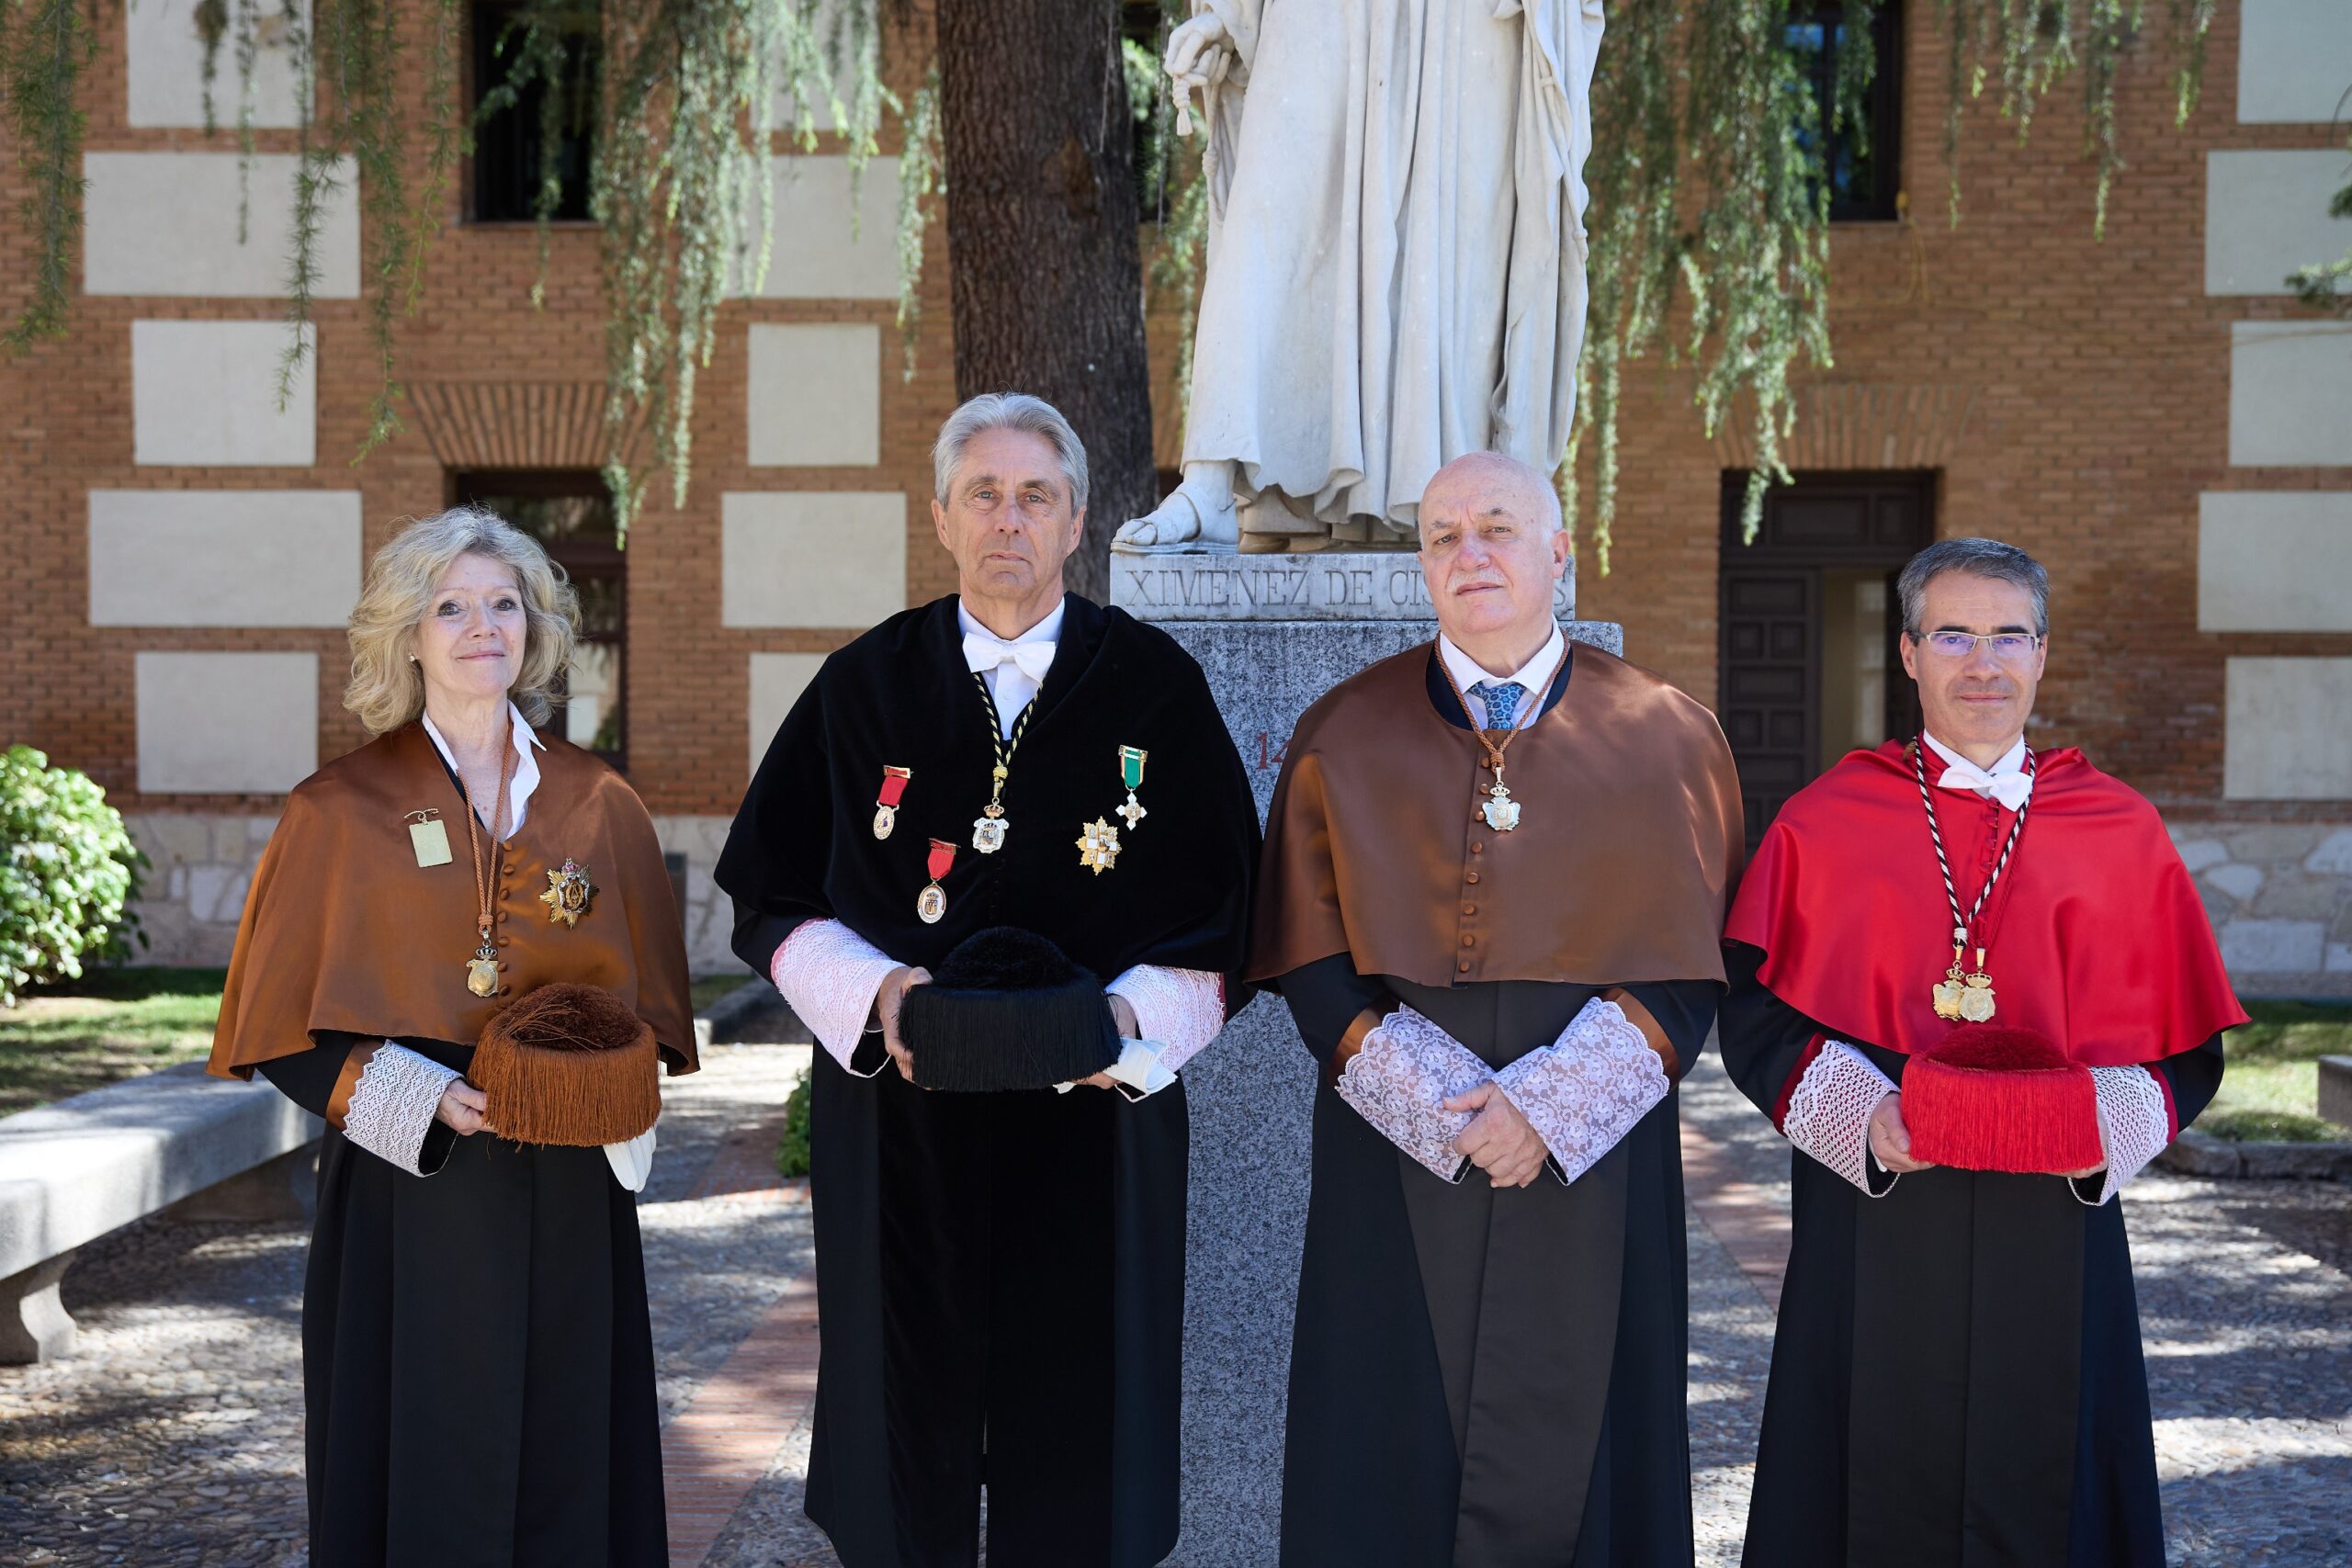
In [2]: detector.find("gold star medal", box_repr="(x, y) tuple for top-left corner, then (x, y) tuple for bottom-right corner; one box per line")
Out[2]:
(540, 858), (594, 927)
(1077, 818), (1123, 874)
(1114, 746), (1148, 830)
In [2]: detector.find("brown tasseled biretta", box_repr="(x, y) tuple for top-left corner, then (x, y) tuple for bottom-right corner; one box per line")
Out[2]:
(470, 982), (661, 1146)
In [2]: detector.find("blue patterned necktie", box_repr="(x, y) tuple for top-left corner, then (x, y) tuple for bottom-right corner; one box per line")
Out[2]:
(1470, 680), (1522, 731)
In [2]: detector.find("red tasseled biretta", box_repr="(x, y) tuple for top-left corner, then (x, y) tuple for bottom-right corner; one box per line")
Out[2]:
(470, 982), (662, 1146)
(1901, 1023), (2105, 1175)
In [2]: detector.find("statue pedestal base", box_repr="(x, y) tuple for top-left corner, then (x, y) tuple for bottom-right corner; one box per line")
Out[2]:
(1114, 558), (1620, 1564)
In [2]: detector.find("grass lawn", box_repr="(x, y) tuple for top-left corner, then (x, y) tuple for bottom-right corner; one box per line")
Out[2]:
(2205, 1000), (2352, 1143)
(0, 967), (226, 1115)
(0, 968), (760, 1116)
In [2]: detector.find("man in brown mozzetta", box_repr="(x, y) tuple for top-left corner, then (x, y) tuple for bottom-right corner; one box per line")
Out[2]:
(1250, 451), (1744, 1567)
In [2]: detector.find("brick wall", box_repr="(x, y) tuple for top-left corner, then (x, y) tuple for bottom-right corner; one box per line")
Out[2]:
(4, 3), (2345, 984)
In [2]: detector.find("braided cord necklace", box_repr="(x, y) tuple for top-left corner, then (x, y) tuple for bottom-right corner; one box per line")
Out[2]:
(967, 672), (1036, 854)
(1909, 736), (2035, 1022)
(1432, 654), (1540, 831)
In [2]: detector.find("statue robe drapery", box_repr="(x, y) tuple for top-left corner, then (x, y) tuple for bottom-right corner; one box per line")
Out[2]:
(1182, 0), (1604, 542)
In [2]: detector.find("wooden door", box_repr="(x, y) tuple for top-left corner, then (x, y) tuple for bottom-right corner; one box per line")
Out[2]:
(1718, 473), (1934, 849)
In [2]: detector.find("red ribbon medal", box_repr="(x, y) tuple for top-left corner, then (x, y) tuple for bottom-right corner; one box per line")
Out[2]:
(918, 838), (956, 924)
(873, 765), (912, 840)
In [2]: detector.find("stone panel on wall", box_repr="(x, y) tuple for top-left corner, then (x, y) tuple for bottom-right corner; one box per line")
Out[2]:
(720, 491), (906, 628)
(136, 652), (318, 795)
(749, 651), (828, 780)
(730, 156), (901, 299)
(746, 322), (881, 466)
(2205, 151), (2352, 296)
(89, 489), (360, 626)
(2225, 657), (2352, 801)
(2228, 322), (2352, 467)
(85, 152), (358, 298)
(2237, 0), (2352, 124)
(127, 0), (308, 129)
(2198, 491), (2352, 633)
(131, 321), (316, 467)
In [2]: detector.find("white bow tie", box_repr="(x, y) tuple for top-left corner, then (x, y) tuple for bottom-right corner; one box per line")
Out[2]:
(1937, 756), (2033, 811)
(962, 633), (1057, 685)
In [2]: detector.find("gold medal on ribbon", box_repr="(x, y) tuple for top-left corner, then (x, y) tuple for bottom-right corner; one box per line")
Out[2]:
(919, 839), (956, 923)
(873, 765), (912, 840)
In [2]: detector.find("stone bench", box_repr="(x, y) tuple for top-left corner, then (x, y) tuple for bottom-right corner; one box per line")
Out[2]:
(2320, 1055), (2352, 1132)
(0, 1061), (320, 1363)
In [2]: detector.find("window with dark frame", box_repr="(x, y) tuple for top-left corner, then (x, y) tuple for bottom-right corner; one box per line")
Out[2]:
(468, 2), (598, 225)
(1786, 2), (1904, 223)
(454, 471), (627, 771)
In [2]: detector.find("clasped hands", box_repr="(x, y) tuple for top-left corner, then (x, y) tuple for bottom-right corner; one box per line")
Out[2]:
(874, 964), (1135, 1090)
(1868, 1091), (2104, 1181)
(1444, 1082), (1548, 1189)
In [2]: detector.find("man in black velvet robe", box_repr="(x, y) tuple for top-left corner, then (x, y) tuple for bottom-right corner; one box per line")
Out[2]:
(1249, 454), (1746, 1567)
(716, 393), (1259, 1568)
(1721, 539), (2244, 1568)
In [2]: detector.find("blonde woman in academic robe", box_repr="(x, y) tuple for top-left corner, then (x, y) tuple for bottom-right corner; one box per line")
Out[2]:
(208, 505), (695, 1567)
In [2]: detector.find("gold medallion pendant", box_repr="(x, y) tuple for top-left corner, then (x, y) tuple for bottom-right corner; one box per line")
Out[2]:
(467, 934), (501, 998)
(1077, 817), (1123, 874)
(540, 859), (594, 926)
(1911, 739), (2031, 1028)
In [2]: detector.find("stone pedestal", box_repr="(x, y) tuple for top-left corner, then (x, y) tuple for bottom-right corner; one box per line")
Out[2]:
(1113, 554), (1620, 1566)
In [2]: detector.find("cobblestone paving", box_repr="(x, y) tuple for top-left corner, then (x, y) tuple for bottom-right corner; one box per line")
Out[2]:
(0, 1042), (816, 1567)
(1676, 1049), (2352, 1568)
(4, 1040), (2345, 1566)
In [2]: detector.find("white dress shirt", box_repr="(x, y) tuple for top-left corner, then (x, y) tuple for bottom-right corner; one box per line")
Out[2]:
(1436, 624), (1566, 729)
(1921, 730), (2033, 810)
(422, 698), (547, 831)
(958, 598), (1066, 739)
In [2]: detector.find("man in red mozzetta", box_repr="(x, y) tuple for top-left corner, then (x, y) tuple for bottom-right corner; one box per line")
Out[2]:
(1719, 536), (2245, 1568)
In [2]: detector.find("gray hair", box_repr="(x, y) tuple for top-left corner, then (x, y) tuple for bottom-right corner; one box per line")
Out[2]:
(1897, 536), (2050, 638)
(931, 392), (1090, 513)
(344, 505), (580, 734)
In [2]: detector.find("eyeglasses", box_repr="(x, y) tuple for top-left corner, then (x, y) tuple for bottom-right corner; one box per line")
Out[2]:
(1909, 630), (2042, 661)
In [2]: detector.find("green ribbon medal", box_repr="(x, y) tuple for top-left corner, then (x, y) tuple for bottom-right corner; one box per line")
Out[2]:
(1116, 746), (1148, 829)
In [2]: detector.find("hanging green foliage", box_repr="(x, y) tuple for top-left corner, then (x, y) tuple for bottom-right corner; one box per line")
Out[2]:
(2288, 126), (2351, 315)
(0, 0), (2249, 564)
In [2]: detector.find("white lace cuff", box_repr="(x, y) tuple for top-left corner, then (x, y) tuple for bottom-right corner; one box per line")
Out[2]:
(1105, 964), (1226, 1077)
(1335, 1006), (1494, 1182)
(2076, 1065), (2172, 1206)
(1783, 1041), (1899, 1195)
(343, 1043), (462, 1177)
(1490, 998), (1670, 1187)
(771, 918), (901, 1076)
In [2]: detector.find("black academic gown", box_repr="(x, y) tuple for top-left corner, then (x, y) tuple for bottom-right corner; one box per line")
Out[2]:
(259, 1038), (666, 1568)
(715, 593), (1259, 1568)
(1267, 659), (1716, 1568)
(1719, 942), (2225, 1568)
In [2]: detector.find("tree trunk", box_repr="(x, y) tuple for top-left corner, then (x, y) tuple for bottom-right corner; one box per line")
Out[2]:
(934, 0), (1154, 604)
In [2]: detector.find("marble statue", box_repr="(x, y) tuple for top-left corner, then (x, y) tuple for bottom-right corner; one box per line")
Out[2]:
(1114, 0), (1606, 556)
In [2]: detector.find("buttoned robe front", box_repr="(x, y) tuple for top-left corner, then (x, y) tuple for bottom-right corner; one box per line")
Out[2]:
(1251, 643), (1745, 1566)
(209, 724), (696, 1568)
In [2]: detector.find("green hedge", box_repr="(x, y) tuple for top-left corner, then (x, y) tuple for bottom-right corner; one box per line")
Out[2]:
(775, 1066), (812, 1178)
(1, 746), (145, 1006)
